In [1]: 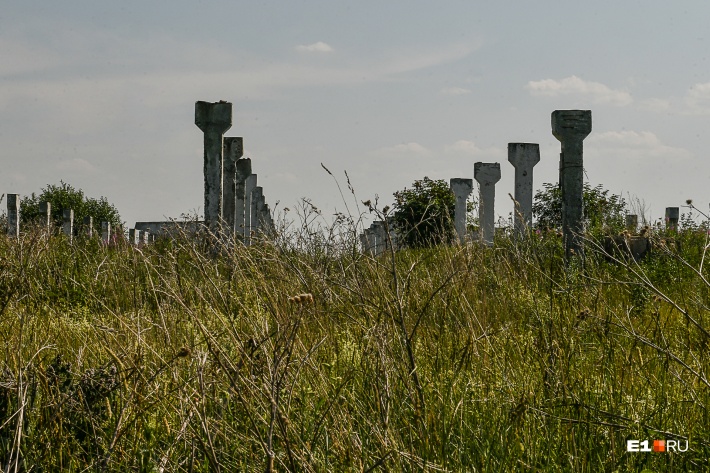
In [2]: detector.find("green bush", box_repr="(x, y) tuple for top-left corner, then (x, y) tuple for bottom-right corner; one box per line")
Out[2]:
(392, 177), (456, 248)
(20, 181), (121, 233)
(533, 182), (627, 235)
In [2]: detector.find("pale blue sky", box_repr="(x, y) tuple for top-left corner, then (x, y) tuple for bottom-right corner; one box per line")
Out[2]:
(2, 1), (709, 227)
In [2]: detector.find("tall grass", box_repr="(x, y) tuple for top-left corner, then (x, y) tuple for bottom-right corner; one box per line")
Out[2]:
(0, 212), (708, 471)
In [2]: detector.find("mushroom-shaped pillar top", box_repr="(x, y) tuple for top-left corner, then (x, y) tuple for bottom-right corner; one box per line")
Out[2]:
(551, 110), (592, 141)
(195, 101), (232, 134)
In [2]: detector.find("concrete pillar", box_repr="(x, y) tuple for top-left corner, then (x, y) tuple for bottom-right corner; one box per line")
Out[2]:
(251, 186), (263, 238)
(83, 216), (93, 238)
(139, 230), (150, 245)
(261, 202), (273, 233)
(7, 194), (20, 239)
(101, 221), (111, 243)
(129, 228), (137, 245)
(508, 143), (541, 235)
(62, 209), (74, 242)
(223, 137), (243, 234)
(235, 159), (252, 239)
(195, 101), (232, 230)
(244, 174), (257, 245)
(474, 162), (501, 245)
(363, 227), (376, 256)
(373, 221), (388, 255)
(39, 202), (51, 231)
(665, 207), (679, 231)
(257, 193), (269, 232)
(625, 214), (638, 233)
(552, 110), (592, 259)
(450, 178), (473, 244)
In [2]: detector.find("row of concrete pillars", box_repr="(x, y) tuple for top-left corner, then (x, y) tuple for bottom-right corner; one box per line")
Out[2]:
(195, 101), (274, 243)
(361, 110), (685, 257)
(5, 197), (115, 243)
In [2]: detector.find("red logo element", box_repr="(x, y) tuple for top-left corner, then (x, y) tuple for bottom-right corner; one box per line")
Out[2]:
(653, 440), (666, 452)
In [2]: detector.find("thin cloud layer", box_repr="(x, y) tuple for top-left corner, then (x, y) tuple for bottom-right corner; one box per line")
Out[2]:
(295, 42), (334, 53)
(373, 142), (430, 156)
(440, 87), (471, 96)
(444, 140), (503, 157)
(526, 75), (632, 106)
(587, 131), (692, 160)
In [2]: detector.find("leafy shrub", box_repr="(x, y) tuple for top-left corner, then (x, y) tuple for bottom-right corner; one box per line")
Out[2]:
(392, 177), (456, 248)
(533, 182), (627, 235)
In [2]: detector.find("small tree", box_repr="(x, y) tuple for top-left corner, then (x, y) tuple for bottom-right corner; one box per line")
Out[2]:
(20, 181), (122, 232)
(533, 182), (627, 234)
(392, 177), (456, 248)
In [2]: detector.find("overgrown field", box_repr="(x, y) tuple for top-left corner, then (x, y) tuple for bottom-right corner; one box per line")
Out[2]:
(1, 222), (709, 471)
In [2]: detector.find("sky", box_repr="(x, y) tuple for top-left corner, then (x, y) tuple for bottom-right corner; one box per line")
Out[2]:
(2, 1), (709, 229)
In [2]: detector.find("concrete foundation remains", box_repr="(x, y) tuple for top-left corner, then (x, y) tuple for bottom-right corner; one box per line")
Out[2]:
(450, 178), (473, 243)
(195, 101), (232, 230)
(552, 110), (592, 259)
(474, 162), (501, 245)
(508, 143), (540, 235)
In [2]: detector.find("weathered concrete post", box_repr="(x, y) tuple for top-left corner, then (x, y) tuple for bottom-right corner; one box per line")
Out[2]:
(552, 110), (592, 259)
(83, 216), (93, 238)
(508, 143), (541, 235)
(7, 194), (20, 239)
(450, 178), (473, 244)
(665, 207), (679, 231)
(244, 174), (257, 245)
(223, 137), (243, 234)
(364, 227), (376, 256)
(195, 101), (232, 230)
(39, 202), (51, 231)
(101, 221), (111, 243)
(235, 159), (252, 239)
(251, 186), (263, 238)
(139, 230), (150, 246)
(129, 228), (137, 245)
(625, 214), (638, 233)
(373, 221), (388, 255)
(62, 209), (74, 242)
(474, 163), (501, 245)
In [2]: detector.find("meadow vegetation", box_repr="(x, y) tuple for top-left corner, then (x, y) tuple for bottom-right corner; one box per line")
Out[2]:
(0, 202), (709, 471)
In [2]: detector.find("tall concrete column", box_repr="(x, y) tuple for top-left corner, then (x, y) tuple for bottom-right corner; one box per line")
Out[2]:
(235, 158), (252, 239)
(102, 221), (111, 243)
(474, 162), (501, 245)
(223, 137), (243, 234)
(251, 186), (263, 238)
(508, 143), (540, 235)
(552, 110), (592, 259)
(195, 101), (232, 230)
(39, 202), (51, 231)
(62, 209), (74, 242)
(665, 207), (679, 231)
(7, 194), (19, 238)
(129, 228), (137, 245)
(364, 227), (376, 255)
(244, 174), (257, 245)
(450, 178), (473, 243)
(373, 221), (388, 255)
(625, 214), (638, 233)
(83, 216), (93, 238)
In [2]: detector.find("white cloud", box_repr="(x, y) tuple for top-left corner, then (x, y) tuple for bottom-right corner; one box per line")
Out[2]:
(444, 140), (503, 157)
(587, 131), (692, 160)
(525, 75), (632, 106)
(295, 41), (334, 53)
(56, 158), (97, 173)
(683, 82), (710, 114)
(372, 142), (430, 156)
(440, 86), (471, 96)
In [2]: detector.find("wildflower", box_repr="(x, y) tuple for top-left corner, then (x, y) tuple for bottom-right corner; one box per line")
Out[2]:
(686, 199), (693, 205)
